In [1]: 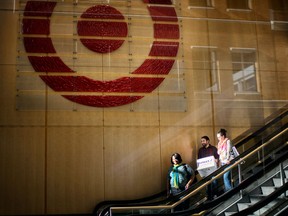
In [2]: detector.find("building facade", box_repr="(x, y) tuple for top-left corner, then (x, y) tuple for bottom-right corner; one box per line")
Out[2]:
(0, 0), (287, 214)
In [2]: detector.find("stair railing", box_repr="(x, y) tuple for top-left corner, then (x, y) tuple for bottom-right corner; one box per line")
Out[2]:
(109, 127), (288, 216)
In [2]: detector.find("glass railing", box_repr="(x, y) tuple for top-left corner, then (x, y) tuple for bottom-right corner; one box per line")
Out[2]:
(93, 108), (288, 216)
(209, 143), (288, 215)
(109, 124), (288, 215)
(239, 173), (288, 216)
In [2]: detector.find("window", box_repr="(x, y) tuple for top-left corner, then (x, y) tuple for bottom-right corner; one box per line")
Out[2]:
(189, 0), (213, 8)
(191, 46), (219, 92)
(269, 0), (288, 31)
(269, 0), (288, 11)
(230, 48), (258, 93)
(227, 0), (251, 10)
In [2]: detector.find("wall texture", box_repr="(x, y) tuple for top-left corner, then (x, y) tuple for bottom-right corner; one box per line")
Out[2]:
(0, 0), (287, 215)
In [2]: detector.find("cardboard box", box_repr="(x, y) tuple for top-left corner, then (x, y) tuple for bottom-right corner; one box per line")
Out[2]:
(197, 156), (217, 178)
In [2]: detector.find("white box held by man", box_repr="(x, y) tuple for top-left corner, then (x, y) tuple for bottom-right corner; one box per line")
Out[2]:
(197, 156), (217, 178)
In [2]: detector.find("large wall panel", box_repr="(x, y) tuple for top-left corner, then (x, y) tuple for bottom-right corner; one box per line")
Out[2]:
(46, 127), (104, 213)
(0, 127), (45, 215)
(0, 0), (287, 215)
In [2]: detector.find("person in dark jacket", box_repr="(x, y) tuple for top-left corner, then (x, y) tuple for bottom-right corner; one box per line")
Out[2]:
(198, 136), (219, 200)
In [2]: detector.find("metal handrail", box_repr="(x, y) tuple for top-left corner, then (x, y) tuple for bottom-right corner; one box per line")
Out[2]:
(94, 109), (288, 216)
(110, 127), (288, 214)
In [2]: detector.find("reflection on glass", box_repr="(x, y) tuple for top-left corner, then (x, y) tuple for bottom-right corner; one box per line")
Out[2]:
(189, 0), (213, 7)
(227, 0), (251, 10)
(231, 49), (257, 93)
(192, 47), (219, 92)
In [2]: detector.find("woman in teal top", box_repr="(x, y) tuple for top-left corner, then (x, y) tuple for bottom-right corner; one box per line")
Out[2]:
(167, 153), (195, 211)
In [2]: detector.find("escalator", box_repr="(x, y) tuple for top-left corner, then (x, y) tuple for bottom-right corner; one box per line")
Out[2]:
(93, 108), (288, 216)
(206, 140), (288, 216)
(109, 127), (288, 216)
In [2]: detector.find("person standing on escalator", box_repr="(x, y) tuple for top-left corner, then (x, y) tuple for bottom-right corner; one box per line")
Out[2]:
(217, 128), (234, 192)
(167, 152), (195, 211)
(198, 135), (219, 200)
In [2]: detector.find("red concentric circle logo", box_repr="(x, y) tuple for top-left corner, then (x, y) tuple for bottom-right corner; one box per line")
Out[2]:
(23, 0), (179, 107)
(77, 5), (128, 54)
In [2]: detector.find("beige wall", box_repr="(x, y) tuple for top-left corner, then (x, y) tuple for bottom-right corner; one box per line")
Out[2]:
(0, 0), (287, 215)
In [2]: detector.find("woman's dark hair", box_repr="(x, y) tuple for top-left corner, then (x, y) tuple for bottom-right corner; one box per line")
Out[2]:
(217, 128), (227, 137)
(170, 153), (182, 164)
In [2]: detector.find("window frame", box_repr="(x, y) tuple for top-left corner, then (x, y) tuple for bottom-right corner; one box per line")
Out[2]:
(230, 47), (259, 95)
(269, 0), (288, 31)
(226, 0), (252, 12)
(188, 0), (214, 9)
(269, 0), (288, 11)
(191, 46), (220, 93)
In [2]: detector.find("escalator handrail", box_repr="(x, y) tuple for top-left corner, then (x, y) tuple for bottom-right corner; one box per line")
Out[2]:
(171, 122), (288, 204)
(233, 108), (287, 147)
(121, 141), (288, 216)
(93, 191), (166, 215)
(94, 109), (288, 215)
(230, 182), (288, 216)
(98, 122), (288, 216)
(232, 107), (288, 148)
(200, 122), (288, 185)
(109, 127), (288, 215)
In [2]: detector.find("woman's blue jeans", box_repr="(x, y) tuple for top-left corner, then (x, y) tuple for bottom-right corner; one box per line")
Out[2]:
(223, 169), (233, 192)
(207, 179), (217, 200)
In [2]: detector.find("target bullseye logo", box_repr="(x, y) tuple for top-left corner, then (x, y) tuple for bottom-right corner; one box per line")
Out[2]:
(77, 5), (128, 54)
(23, 1), (179, 107)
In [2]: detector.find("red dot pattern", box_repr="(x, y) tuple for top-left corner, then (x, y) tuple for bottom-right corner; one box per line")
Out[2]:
(28, 56), (74, 73)
(24, 1), (56, 17)
(133, 59), (175, 74)
(24, 37), (56, 53)
(40, 76), (165, 93)
(143, 0), (172, 4)
(22, 0), (179, 107)
(22, 19), (50, 35)
(80, 5), (125, 20)
(149, 41), (179, 57)
(154, 24), (180, 39)
(148, 6), (178, 22)
(79, 39), (125, 53)
(64, 95), (144, 107)
(77, 21), (128, 37)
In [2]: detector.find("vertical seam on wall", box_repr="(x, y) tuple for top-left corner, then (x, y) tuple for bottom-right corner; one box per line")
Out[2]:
(253, 9), (262, 96)
(205, 8), (217, 137)
(102, 51), (106, 200)
(44, 79), (48, 214)
(158, 84), (163, 189)
(102, 112), (106, 199)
